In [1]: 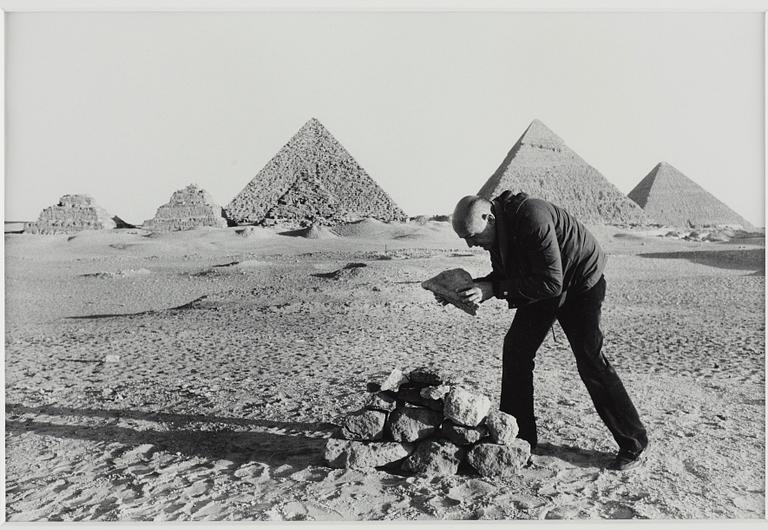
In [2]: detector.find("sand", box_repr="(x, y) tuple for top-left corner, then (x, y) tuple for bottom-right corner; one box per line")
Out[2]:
(4, 222), (765, 521)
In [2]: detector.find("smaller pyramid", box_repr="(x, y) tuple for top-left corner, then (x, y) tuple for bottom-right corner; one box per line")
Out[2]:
(143, 184), (228, 231)
(478, 120), (648, 225)
(628, 162), (753, 229)
(226, 118), (407, 226)
(25, 194), (119, 234)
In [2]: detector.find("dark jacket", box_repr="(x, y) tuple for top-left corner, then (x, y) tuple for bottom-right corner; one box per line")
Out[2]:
(478, 191), (606, 308)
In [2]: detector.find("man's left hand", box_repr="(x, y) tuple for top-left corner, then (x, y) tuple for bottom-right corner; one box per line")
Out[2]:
(459, 281), (494, 305)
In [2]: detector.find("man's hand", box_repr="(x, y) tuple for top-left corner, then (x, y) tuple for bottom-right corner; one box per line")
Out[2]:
(433, 293), (450, 306)
(459, 281), (494, 305)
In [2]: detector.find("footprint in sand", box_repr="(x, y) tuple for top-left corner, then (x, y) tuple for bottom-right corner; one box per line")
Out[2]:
(233, 462), (271, 484)
(602, 500), (641, 519)
(446, 479), (498, 502)
(183, 479), (213, 498)
(289, 467), (331, 482)
(542, 504), (592, 519)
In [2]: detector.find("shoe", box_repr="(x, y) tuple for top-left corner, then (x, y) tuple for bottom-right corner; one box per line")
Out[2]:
(516, 433), (537, 452)
(609, 446), (647, 471)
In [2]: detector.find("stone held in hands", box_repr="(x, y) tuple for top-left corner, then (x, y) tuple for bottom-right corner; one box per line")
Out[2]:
(443, 387), (491, 427)
(466, 439), (531, 478)
(421, 269), (479, 316)
(387, 406), (443, 443)
(486, 410), (520, 445)
(402, 440), (464, 476)
(324, 439), (414, 470)
(440, 420), (489, 446)
(339, 409), (387, 441)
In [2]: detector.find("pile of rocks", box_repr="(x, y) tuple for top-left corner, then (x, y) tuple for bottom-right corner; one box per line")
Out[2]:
(324, 367), (531, 477)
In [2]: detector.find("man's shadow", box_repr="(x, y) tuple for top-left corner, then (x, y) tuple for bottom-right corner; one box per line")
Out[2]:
(533, 442), (615, 469)
(6, 403), (336, 468)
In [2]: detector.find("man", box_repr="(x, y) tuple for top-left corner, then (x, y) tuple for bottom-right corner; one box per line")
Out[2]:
(448, 191), (648, 470)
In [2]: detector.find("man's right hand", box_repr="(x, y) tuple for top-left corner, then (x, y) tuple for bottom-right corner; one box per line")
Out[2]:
(459, 281), (494, 304)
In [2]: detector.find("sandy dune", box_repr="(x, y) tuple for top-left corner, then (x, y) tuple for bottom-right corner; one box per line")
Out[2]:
(4, 222), (765, 520)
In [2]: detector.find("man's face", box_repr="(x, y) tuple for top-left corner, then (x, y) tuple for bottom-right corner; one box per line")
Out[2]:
(460, 216), (496, 250)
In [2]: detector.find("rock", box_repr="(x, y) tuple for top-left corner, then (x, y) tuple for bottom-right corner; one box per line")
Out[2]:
(387, 406), (443, 442)
(466, 440), (531, 478)
(143, 184), (228, 232)
(443, 387), (491, 427)
(104, 354), (120, 363)
(324, 439), (413, 470)
(339, 409), (386, 441)
(440, 420), (489, 446)
(486, 410), (519, 444)
(379, 368), (408, 392)
(420, 385), (450, 401)
(395, 387), (442, 411)
(402, 440), (463, 475)
(406, 367), (444, 387)
(421, 269), (479, 316)
(364, 392), (397, 412)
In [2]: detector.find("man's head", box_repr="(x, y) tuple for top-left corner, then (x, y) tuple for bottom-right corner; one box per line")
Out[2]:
(452, 195), (496, 250)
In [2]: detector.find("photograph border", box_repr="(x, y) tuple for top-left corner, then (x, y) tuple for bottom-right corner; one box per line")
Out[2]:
(1, 2), (765, 528)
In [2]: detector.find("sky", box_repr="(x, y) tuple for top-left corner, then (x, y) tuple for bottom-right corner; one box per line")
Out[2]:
(6, 11), (765, 226)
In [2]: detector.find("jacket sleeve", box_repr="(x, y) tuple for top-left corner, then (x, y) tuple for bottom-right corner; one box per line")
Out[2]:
(475, 247), (505, 289)
(491, 205), (564, 306)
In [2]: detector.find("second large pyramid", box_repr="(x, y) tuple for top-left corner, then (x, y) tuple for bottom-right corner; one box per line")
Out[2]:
(628, 161), (752, 229)
(226, 118), (407, 226)
(478, 120), (648, 225)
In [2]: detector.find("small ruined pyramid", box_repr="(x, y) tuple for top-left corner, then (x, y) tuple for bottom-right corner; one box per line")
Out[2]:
(143, 184), (228, 231)
(24, 194), (128, 234)
(226, 118), (407, 226)
(478, 120), (648, 225)
(628, 162), (753, 229)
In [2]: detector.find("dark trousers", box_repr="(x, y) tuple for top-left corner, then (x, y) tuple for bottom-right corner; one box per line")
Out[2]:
(500, 276), (648, 455)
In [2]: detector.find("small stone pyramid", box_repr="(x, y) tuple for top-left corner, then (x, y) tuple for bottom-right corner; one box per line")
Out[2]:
(24, 194), (120, 234)
(143, 184), (228, 231)
(225, 118), (407, 226)
(628, 162), (753, 229)
(478, 120), (648, 225)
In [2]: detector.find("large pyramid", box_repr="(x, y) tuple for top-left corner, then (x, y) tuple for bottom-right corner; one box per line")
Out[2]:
(24, 194), (127, 234)
(226, 118), (407, 225)
(628, 162), (753, 229)
(143, 184), (228, 231)
(478, 120), (648, 225)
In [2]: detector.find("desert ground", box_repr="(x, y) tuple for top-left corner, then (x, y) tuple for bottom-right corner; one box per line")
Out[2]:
(4, 219), (765, 521)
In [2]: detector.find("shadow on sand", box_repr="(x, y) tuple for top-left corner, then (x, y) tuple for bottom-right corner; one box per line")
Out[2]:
(6, 403), (335, 466)
(534, 442), (615, 469)
(65, 296), (212, 320)
(637, 248), (764, 275)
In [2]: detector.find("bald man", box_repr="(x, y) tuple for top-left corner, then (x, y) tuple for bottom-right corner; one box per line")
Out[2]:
(448, 191), (648, 471)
